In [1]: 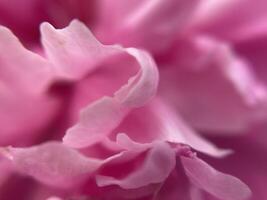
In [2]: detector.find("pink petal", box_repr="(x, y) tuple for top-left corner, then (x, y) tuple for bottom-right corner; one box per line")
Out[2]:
(159, 37), (267, 133)
(4, 142), (102, 188)
(0, 25), (53, 93)
(40, 20), (119, 79)
(64, 97), (129, 148)
(53, 20), (159, 148)
(0, 26), (60, 146)
(111, 99), (230, 157)
(181, 156), (251, 200)
(97, 0), (200, 53)
(96, 141), (176, 189)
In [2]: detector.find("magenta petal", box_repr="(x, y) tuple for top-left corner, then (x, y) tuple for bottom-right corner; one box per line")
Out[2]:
(181, 156), (251, 200)
(96, 142), (175, 189)
(5, 142), (101, 188)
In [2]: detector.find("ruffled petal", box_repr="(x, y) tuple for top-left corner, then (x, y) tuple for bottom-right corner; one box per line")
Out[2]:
(160, 37), (267, 134)
(96, 141), (176, 189)
(40, 20), (119, 79)
(181, 156), (251, 200)
(49, 20), (159, 148)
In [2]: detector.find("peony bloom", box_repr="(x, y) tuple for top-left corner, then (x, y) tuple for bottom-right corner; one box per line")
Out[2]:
(0, 0), (266, 200)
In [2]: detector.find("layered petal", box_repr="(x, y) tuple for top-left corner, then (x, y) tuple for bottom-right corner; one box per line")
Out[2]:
(96, 141), (175, 189)
(111, 99), (230, 157)
(43, 20), (160, 148)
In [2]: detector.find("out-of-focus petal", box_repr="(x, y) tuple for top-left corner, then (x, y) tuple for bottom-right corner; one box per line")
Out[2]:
(96, 141), (176, 189)
(160, 37), (267, 134)
(46, 197), (62, 200)
(235, 36), (267, 85)
(181, 156), (252, 200)
(0, 26), (60, 146)
(0, 0), (97, 44)
(203, 129), (267, 200)
(191, 0), (267, 42)
(4, 142), (102, 188)
(0, 159), (13, 189)
(155, 168), (191, 200)
(97, 0), (200, 53)
(0, 26), (53, 93)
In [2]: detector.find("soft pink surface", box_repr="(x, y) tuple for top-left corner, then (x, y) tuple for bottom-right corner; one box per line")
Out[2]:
(0, 1), (267, 200)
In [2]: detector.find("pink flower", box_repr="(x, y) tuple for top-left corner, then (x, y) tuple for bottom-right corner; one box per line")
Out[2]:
(0, 20), (250, 200)
(1, 0), (266, 200)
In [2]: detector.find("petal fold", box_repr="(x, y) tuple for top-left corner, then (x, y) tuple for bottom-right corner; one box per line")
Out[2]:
(54, 20), (159, 148)
(96, 141), (176, 189)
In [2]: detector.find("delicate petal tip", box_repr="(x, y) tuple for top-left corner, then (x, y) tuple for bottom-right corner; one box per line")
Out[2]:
(115, 48), (159, 107)
(181, 156), (252, 200)
(63, 97), (128, 148)
(41, 19), (159, 106)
